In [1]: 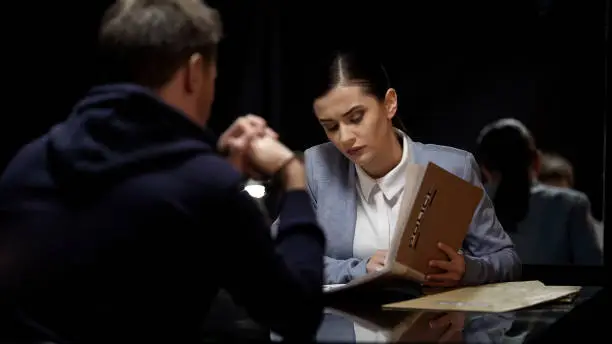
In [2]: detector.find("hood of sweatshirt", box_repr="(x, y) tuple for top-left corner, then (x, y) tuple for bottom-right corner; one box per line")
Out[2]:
(46, 83), (218, 195)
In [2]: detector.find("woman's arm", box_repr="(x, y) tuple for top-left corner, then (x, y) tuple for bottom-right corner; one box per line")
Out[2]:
(460, 154), (522, 285)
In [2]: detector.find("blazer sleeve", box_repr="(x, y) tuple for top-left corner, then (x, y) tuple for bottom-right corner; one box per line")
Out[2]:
(272, 149), (369, 285)
(218, 185), (325, 340)
(323, 256), (368, 284)
(568, 194), (603, 265)
(460, 153), (522, 285)
(271, 224), (367, 285)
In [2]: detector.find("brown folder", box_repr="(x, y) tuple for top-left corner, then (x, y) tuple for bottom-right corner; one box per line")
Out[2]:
(392, 162), (484, 280)
(325, 162), (484, 294)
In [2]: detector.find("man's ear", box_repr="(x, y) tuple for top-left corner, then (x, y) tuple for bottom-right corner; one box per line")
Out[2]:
(384, 88), (398, 119)
(183, 53), (205, 94)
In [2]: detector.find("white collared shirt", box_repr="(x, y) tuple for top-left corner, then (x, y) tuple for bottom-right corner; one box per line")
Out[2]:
(352, 131), (412, 260)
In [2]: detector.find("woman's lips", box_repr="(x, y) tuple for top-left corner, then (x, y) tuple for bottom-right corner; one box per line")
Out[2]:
(346, 146), (365, 156)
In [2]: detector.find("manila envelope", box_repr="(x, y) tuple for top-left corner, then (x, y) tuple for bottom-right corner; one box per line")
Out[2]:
(383, 280), (581, 313)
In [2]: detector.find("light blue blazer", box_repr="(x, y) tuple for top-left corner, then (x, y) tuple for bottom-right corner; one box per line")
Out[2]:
(274, 140), (521, 285)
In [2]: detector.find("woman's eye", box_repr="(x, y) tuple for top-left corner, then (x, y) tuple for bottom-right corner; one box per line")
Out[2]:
(324, 124), (338, 132)
(349, 112), (364, 123)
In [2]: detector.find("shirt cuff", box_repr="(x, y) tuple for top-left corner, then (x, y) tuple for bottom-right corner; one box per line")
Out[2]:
(461, 255), (484, 285)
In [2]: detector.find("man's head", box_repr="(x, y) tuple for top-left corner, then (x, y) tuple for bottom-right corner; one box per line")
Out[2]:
(98, 0), (223, 126)
(475, 118), (539, 230)
(539, 152), (574, 188)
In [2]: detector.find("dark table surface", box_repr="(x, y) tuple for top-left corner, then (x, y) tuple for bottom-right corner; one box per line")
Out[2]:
(269, 286), (603, 343)
(3, 285), (603, 343)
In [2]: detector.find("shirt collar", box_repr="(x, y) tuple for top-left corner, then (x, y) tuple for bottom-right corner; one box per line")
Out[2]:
(356, 130), (413, 202)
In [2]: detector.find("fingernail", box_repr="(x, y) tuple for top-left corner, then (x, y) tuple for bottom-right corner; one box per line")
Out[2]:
(438, 242), (443, 248)
(429, 261), (434, 267)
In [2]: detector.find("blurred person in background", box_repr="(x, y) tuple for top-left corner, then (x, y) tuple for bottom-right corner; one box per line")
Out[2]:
(475, 118), (602, 266)
(538, 152), (574, 188)
(538, 152), (604, 249)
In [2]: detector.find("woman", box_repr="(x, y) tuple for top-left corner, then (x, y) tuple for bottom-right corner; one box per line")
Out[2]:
(475, 119), (603, 265)
(288, 51), (521, 287)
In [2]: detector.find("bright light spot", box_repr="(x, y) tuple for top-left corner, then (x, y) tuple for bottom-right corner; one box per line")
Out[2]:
(245, 184), (266, 198)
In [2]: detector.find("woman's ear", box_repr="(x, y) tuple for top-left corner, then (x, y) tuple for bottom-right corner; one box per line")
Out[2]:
(384, 88), (398, 119)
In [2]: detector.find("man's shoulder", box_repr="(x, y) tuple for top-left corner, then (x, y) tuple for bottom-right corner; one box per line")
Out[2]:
(0, 135), (50, 186)
(532, 183), (590, 207)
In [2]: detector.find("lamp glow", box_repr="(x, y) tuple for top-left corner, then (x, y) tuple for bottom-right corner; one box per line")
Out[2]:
(245, 184), (266, 198)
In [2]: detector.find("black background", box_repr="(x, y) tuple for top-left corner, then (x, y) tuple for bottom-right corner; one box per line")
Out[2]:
(1, 0), (606, 219)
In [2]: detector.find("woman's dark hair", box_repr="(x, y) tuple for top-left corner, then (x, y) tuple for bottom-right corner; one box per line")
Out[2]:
(476, 118), (537, 232)
(313, 51), (407, 132)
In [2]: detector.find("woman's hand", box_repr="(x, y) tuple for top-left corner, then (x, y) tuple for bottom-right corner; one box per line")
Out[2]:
(429, 312), (465, 342)
(366, 249), (388, 273)
(424, 242), (466, 287)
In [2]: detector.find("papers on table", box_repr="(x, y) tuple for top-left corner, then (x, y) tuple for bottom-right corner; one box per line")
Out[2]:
(323, 284), (347, 292)
(383, 281), (581, 313)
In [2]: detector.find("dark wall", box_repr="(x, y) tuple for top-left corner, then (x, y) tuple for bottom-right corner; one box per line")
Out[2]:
(0, 1), (113, 171)
(1, 0), (605, 218)
(276, 0), (606, 219)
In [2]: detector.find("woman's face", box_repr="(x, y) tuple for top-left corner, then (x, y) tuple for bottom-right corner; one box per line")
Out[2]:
(313, 85), (397, 167)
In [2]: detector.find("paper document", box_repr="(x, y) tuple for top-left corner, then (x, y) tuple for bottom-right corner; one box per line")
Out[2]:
(323, 268), (390, 294)
(383, 280), (581, 313)
(323, 284), (347, 292)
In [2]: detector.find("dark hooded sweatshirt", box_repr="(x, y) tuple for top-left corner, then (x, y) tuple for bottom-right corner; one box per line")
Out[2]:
(0, 84), (325, 343)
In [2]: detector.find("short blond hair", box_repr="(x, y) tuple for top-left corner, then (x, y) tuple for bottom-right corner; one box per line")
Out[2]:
(539, 152), (574, 187)
(98, 0), (223, 88)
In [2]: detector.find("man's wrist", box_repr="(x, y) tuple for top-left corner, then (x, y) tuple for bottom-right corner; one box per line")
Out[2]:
(280, 158), (306, 190)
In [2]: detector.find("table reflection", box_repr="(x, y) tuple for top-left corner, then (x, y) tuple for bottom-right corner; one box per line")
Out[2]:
(269, 287), (599, 343)
(316, 308), (516, 343)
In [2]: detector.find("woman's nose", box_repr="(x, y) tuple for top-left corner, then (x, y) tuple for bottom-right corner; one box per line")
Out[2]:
(338, 125), (356, 146)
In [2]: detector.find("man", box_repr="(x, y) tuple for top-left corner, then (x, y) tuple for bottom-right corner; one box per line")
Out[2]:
(476, 119), (602, 266)
(538, 152), (604, 249)
(538, 152), (575, 188)
(0, 0), (324, 342)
